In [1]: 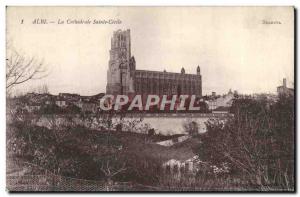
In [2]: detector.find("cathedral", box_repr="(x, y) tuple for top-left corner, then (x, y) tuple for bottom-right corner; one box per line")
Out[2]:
(106, 29), (202, 97)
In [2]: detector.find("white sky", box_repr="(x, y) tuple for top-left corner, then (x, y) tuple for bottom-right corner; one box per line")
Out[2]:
(6, 6), (294, 96)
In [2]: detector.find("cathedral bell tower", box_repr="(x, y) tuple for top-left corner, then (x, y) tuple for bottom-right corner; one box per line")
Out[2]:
(106, 29), (135, 95)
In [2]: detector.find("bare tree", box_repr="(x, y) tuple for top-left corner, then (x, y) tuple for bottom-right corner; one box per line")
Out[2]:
(200, 97), (294, 189)
(100, 157), (127, 184)
(6, 46), (47, 93)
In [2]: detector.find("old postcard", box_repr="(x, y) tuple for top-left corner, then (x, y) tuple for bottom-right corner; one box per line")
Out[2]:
(6, 6), (295, 192)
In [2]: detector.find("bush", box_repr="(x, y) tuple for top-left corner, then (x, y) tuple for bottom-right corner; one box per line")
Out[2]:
(197, 96), (294, 190)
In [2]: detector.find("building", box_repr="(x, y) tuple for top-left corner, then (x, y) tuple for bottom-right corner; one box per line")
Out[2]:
(277, 78), (294, 97)
(106, 29), (202, 97)
(25, 103), (41, 113)
(211, 92), (216, 98)
(162, 155), (203, 177)
(75, 99), (97, 113)
(58, 93), (81, 102)
(55, 100), (67, 108)
(206, 89), (235, 111)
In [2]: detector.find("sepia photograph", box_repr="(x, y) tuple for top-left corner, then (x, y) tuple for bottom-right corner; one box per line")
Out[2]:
(5, 6), (295, 192)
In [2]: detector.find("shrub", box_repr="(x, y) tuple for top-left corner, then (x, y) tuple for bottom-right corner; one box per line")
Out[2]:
(197, 96), (294, 190)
